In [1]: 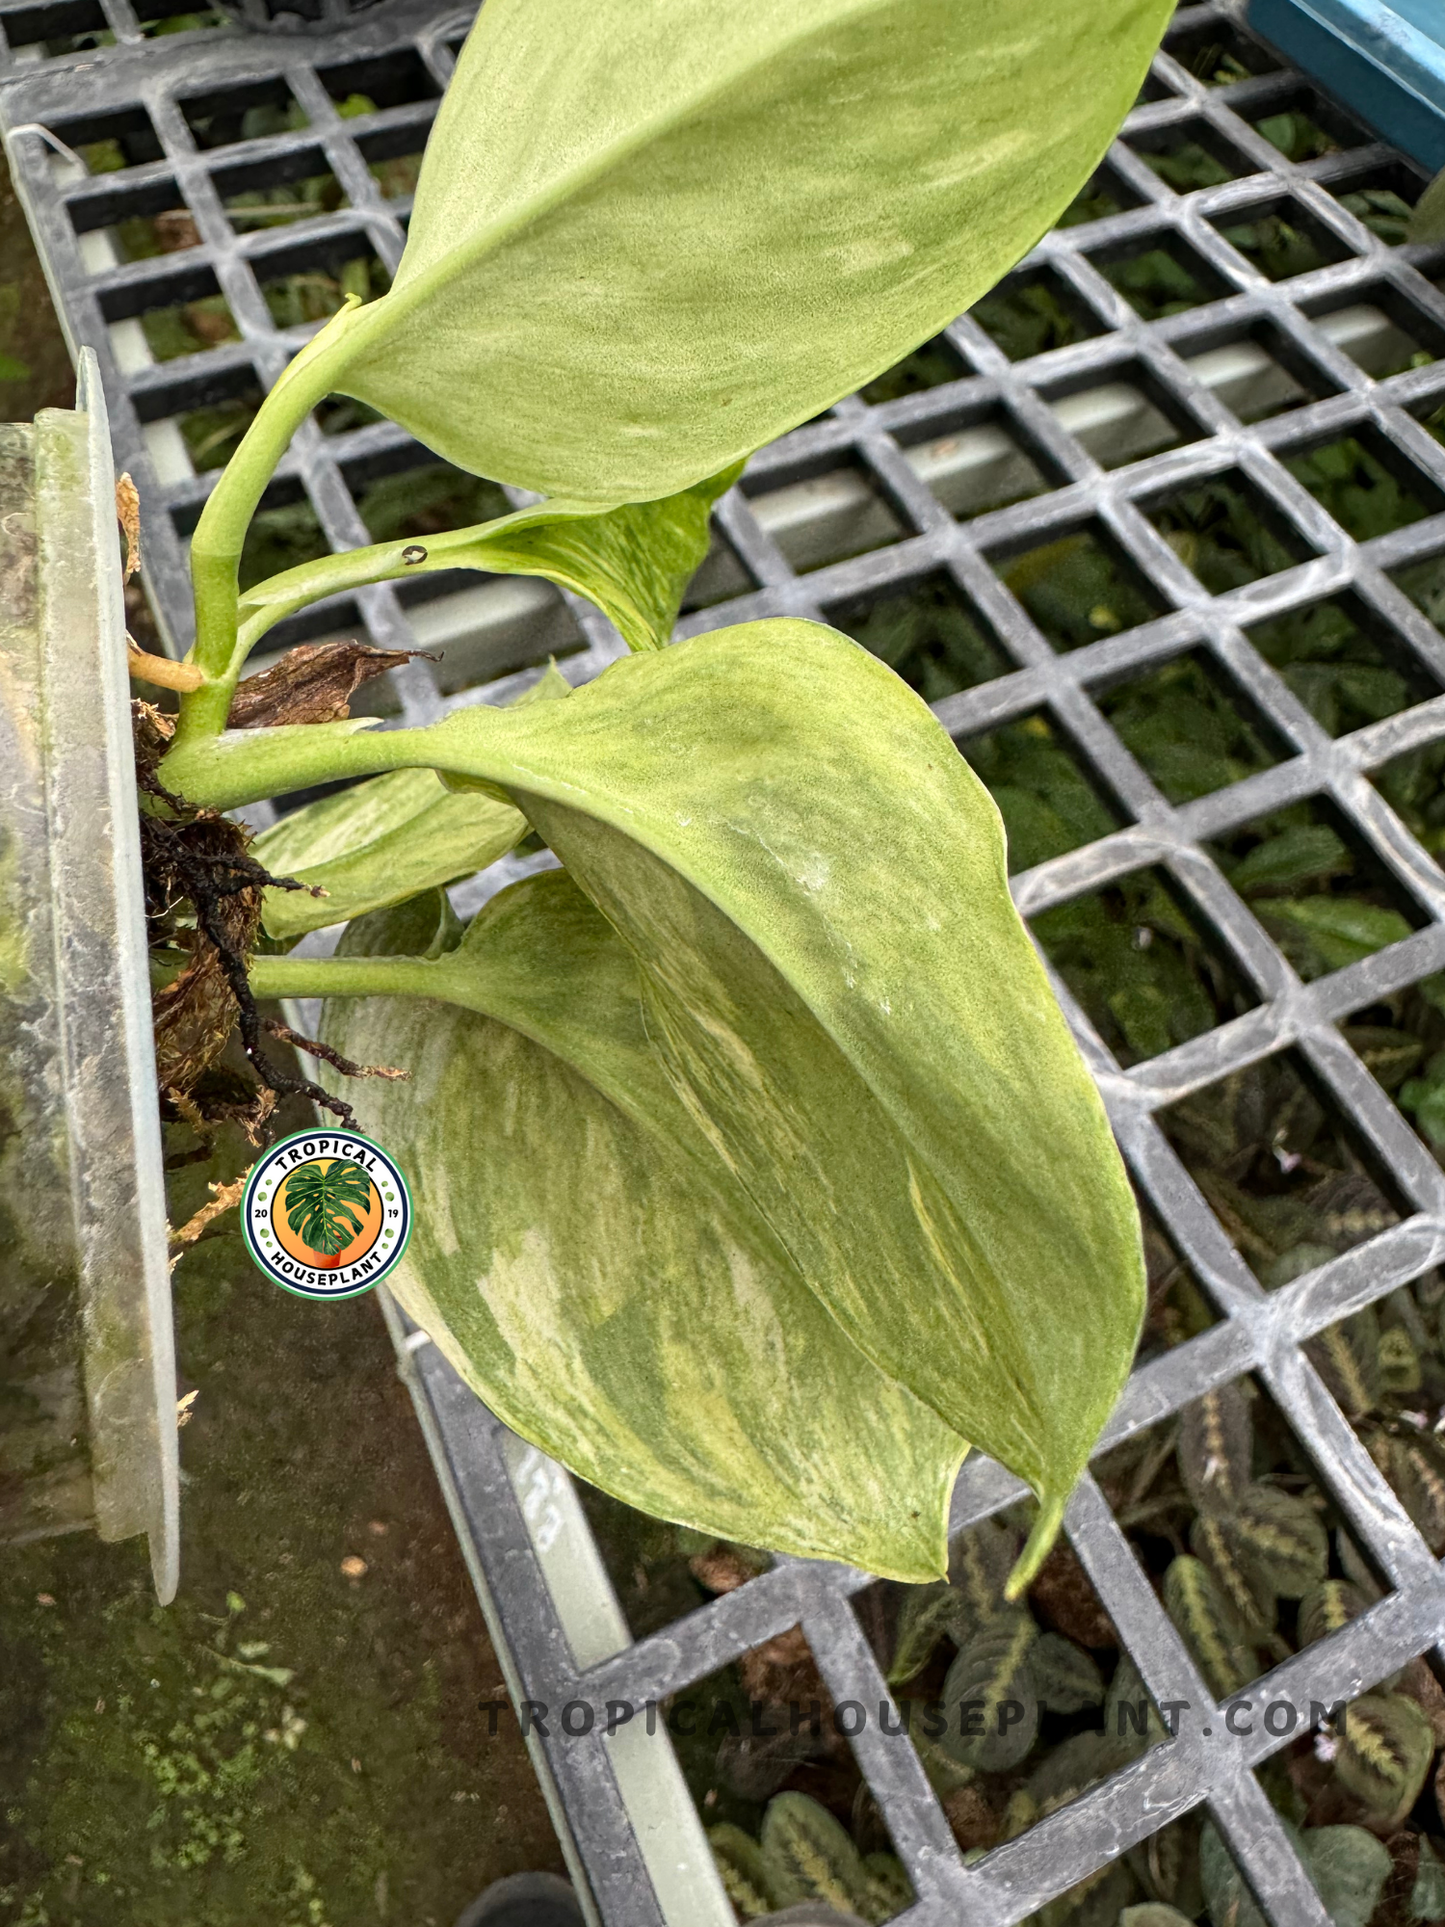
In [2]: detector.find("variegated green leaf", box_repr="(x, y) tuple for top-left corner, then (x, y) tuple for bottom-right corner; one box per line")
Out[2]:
(1297, 1578), (1369, 1648)
(949, 1514), (1023, 1622)
(1378, 1323), (1422, 1397)
(250, 663), (571, 942)
(238, 468), (741, 655)
(860, 1852), (913, 1924)
(294, 620), (1145, 1585)
(319, 877), (967, 1578)
(310, 0), (1173, 504)
(1336, 1527), (1385, 1603)
(1372, 1430), (1445, 1554)
(941, 1607), (1039, 1772)
(1105, 1654), (1167, 1759)
(1301, 1826), (1392, 1927)
(1001, 1789), (1038, 1841)
(252, 768), (527, 941)
(1228, 1485), (1328, 1600)
(1162, 1554), (1255, 1700)
(1198, 1821), (1389, 1927)
(909, 1726), (976, 1799)
(1189, 1511), (1275, 1633)
(1334, 1692), (1435, 1819)
(1199, 1820), (1265, 1927)
(1137, 1815), (1204, 1917)
(1308, 1309), (1382, 1422)
(1027, 1729), (1139, 1821)
(1120, 1906), (1196, 1927)
(760, 1792), (874, 1917)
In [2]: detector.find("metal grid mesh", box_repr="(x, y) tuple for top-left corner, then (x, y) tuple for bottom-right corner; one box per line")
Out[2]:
(7, 3), (1445, 1922)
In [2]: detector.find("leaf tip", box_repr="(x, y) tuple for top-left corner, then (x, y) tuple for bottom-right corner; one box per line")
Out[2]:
(1003, 1492), (1069, 1602)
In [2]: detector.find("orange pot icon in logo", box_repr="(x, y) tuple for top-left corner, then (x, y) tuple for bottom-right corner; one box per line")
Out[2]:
(280, 1158), (376, 1269)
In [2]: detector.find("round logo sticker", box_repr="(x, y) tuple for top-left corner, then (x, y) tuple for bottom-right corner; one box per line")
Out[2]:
(241, 1131), (411, 1299)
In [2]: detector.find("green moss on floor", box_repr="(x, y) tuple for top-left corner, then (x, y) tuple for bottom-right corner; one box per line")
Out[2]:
(0, 1119), (562, 1926)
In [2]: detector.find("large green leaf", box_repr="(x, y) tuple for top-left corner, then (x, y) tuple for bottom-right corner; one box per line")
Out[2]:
(305, 0), (1172, 502)
(325, 878), (969, 1579)
(251, 768), (526, 941)
(299, 618), (1144, 1583)
(237, 465), (742, 655)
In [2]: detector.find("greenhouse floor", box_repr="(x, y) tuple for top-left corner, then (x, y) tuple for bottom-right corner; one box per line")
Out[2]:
(0, 1057), (564, 1918)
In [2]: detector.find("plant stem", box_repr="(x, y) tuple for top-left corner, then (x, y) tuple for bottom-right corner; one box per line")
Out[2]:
(248, 952), (450, 1004)
(172, 304), (366, 749)
(1004, 1491), (1068, 1601)
(159, 718), (454, 811)
(159, 691), (531, 812)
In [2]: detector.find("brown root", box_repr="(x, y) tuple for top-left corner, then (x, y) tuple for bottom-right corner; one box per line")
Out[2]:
(263, 1018), (408, 1084)
(135, 700), (380, 1132)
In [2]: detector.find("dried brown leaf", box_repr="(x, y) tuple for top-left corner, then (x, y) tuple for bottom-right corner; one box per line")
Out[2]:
(737, 1625), (830, 1718)
(169, 1171), (249, 1248)
(227, 640), (431, 729)
(116, 472), (141, 583)
(942, 1785), (998, 1853)
(154, 209), (200, 253)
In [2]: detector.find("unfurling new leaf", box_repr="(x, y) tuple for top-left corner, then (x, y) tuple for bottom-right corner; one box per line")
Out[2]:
(238, 466), (741, 657)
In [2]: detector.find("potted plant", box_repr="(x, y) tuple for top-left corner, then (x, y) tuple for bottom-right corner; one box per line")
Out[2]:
(4, 0), (1176, 1683)
(126, 0), (1178, 1602)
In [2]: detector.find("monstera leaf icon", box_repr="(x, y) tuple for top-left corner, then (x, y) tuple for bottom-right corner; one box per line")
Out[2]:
(284, 1160), (373, 1260)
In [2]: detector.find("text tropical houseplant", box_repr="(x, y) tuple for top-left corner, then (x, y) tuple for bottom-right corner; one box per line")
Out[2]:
(143, 0), (1175, 1596)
